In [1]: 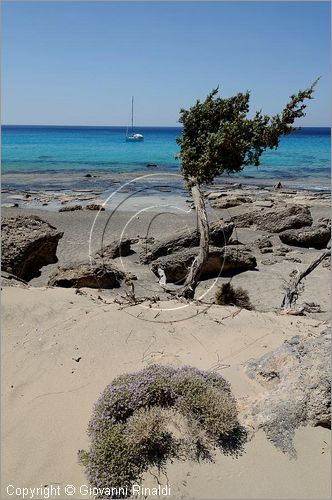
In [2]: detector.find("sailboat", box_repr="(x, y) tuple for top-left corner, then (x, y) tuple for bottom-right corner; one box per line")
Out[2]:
(126, 96), (144, 142)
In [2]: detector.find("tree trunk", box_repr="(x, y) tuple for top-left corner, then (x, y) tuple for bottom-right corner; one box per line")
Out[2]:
(281, 249), (330, 309)
(180, 180), (209, 299)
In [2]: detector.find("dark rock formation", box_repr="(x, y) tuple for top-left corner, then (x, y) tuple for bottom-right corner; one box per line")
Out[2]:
(48, 262), (125, 289)
(59, 205), (83, 212)
(1, 215), (63, 281)
(231, 205), (313, 233)
(93, 239), (132, 260)
(243, 329), (331, 457)
(279, 225), (331, 250)
(317, 217), (331, 227)
(85, 204), (105, 211)
(140, 221), (234, 264)
(150, 246), (257, 283)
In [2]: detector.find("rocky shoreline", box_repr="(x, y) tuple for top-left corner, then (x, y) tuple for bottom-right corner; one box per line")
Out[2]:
(1, 182), (331, 499)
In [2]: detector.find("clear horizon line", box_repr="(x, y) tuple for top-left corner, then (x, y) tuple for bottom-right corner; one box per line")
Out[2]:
(2, 123), (330, 129)
(2, 123), (183, 128)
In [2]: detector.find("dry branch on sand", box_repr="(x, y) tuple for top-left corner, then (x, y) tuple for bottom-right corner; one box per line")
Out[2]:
(281, 249), (330, 312)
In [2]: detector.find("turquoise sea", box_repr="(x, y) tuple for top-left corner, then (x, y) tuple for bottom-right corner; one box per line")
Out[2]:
(2, 126), (331, 191)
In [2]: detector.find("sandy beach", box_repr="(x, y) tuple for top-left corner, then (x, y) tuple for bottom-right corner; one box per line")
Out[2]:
(1, 182), (331, 499)
(2, 1), (331, 498)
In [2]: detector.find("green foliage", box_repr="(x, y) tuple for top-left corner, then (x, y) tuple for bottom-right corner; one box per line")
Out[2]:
(177, 80), (319, 185)
(215, 282), (253, 310)
(79, 365), (245, 498)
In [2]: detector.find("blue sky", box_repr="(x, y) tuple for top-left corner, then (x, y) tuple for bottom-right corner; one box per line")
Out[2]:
(2, 1), (330, 126)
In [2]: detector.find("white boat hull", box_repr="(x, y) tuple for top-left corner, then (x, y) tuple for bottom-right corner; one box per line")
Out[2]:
(126, 134), (144, 142)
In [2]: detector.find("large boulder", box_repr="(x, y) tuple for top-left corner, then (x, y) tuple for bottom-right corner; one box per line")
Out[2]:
(48, 262), (125, 289)
(279, 225), (331, 249)
(150, 246), (257, 283)
(93, 239), (132, 260)
(231, 205), (312, 233)
(1, 215), (63, 280)
(140, 221), (234, 264)
(242, 329), (331, 457)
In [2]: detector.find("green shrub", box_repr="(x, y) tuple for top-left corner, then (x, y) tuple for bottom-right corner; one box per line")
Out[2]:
(215, 282), (253, 310)
(79, 365), (245, 498)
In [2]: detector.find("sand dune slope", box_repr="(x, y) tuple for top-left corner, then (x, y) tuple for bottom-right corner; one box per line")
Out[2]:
(1, 286), (330, 499)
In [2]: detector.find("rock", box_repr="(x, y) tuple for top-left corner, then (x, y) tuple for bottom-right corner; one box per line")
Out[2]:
(322, 255), (330, 269)
(261, 257), (280, 266)
(253, 200), (273, 208)
(84, 173), (92, 177)
(260, 247), (273, 254)
(243, 329), (331, 456)
(1, 215), (63, 280)
(48, 262), (125, 289)
(231, 205), (313, 233)
(279, 225), (331, 250)
(7, 194), (28, 201)
(284, 256), (302, 263)
(59, 205), (83, 212)
(150, 246), (257, 283)
(254, 237), (272, 249)
(317, 217), (331, 227)
(93, 239), (132, 260)
(274, 246), (291, 256)
(210, 196), (252, 209)
(85, 204), (105, 211)
(140, 221), (234, 264)
(206, 191), (227, 200)
(1, 203), (19, 208)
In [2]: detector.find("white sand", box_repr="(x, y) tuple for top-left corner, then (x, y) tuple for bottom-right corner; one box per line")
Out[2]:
(2, 285), (330, 499)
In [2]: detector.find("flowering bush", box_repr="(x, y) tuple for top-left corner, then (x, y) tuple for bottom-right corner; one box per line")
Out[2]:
(79, 365), (243, 498)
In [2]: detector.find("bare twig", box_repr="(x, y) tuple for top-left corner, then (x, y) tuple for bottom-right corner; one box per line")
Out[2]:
(281, 249), (330, 310)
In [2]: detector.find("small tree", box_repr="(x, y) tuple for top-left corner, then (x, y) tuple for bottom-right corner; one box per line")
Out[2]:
(177, 80), (319, 298)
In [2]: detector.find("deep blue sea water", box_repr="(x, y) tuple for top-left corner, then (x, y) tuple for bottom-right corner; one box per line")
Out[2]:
(2, 125), (331, 190)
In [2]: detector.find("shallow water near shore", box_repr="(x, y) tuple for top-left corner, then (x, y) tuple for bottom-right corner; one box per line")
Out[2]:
(2, 126), (331, 192)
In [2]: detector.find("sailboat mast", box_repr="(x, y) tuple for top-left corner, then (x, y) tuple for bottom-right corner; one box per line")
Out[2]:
(131, 96), (134, 132)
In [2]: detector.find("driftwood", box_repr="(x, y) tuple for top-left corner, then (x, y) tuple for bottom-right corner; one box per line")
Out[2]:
(281, 249), (330, 310)
(179, 181), (209, 299)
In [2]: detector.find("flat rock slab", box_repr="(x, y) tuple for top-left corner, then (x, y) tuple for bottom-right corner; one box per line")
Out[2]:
(279, 225), (331, 250)
(206, 191), (228, 200)
(1, 215), (63, 281)
(253, 200), (273, 208)
(231, 205), (313, 233)
(210, 196), (252, 209)
(48, 262), (125, 289)
(243, 329), (331, 457)
(1, 203), (19, 208)
(150, 245), (257, 284)
(141, 221), (234, 264)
